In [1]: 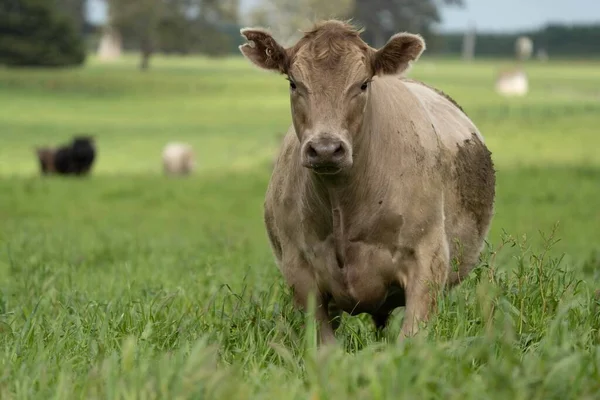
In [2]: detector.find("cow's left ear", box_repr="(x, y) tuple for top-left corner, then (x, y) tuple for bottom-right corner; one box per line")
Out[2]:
(239, 28), (289, 74)
(371, 33), (425, 76)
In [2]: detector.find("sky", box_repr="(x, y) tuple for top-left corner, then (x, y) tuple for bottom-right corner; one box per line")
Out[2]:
(87, 0), (600, 33)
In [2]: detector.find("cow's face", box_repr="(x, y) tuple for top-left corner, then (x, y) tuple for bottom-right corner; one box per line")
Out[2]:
(240, 21), (425, 176)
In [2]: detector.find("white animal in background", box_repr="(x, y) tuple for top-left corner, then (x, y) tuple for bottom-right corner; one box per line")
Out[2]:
(162, 143), (195, 176)
(495, 69), (529, 97)
(515, 36), (534, 61)
(97, 27), (122, 62)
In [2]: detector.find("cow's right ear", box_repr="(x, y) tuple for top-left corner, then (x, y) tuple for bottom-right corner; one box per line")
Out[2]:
(239, 28), (289, 74)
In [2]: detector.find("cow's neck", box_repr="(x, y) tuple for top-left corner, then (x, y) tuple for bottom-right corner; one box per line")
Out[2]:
(305, 113), (392, 265)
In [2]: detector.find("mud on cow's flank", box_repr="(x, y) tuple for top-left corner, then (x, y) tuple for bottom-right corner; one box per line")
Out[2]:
(455, 133), (496, 236)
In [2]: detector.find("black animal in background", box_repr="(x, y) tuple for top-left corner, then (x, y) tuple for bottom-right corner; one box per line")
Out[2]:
(35, 136), (96, 176)
(55, 136), (96, 175)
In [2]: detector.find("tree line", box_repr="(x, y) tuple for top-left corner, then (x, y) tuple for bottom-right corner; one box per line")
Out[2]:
(438, 24), (600, 58)
(1, 0), (599, 69)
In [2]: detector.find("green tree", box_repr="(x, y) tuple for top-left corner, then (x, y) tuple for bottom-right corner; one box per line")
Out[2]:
(354, 0), (464, 47)
(55, 0), (87, 35)
(107, 0), (166, 70)
(0, 0), (86, 67)
(106, 0), (240, 70)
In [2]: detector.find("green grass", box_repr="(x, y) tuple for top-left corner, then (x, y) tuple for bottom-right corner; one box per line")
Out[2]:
(1, 54), (599, 399)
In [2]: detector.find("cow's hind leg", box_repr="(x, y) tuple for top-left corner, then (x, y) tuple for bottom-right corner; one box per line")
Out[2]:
(399, 228), (449, 341)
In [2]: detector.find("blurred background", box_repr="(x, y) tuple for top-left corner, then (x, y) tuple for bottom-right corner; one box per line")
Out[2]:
(0, 1), (599, 395)
(0, 0), (598, 259)
(0, 0), (599, 295)
(4, 0), (600, 68)
(1, 0), (599, 261)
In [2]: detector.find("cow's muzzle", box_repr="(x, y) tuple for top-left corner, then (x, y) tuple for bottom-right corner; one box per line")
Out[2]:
(301, 137), (352, 175)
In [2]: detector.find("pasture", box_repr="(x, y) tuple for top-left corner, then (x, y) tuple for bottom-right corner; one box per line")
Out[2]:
(0, 55), (599, 398)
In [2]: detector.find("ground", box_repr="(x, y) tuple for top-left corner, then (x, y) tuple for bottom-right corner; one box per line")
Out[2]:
(0, 55), (599, 398)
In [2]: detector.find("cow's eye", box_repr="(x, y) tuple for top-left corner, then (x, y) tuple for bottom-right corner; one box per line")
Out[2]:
(360, 81), (369, 91)
(288, 78), (297, 91)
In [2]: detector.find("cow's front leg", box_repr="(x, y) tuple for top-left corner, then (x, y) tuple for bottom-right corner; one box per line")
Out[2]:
(281, 254), (336, 346)
(399, 229), (449, 341)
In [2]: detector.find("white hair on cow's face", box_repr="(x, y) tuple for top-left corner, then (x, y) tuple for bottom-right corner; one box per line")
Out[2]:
(162, 142), (195, 176)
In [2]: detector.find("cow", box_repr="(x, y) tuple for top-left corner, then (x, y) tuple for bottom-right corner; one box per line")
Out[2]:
(239, 20), (496, 345)
(162, 142), (195, 176)
(495, 68), (528, 97)
(35, 136), (96, 176)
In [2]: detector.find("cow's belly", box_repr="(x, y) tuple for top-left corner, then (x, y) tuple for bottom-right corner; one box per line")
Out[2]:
(303, 236), (405, 315)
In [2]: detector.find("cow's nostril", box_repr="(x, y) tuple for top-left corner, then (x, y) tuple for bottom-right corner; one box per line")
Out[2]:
(307, 145), (318, 159)
(333, 144), (345, 157)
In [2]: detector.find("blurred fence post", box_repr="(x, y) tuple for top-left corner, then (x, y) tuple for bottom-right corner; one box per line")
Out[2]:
(462, 22), (476, 62)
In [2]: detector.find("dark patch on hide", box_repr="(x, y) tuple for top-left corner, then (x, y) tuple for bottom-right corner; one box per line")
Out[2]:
(454, 133), (496, 236)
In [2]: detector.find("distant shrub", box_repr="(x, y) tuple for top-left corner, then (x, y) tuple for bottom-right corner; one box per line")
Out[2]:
(0, 0), (85, 67)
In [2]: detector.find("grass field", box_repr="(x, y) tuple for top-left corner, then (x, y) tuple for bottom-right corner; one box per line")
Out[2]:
(1, 54), (599, 398)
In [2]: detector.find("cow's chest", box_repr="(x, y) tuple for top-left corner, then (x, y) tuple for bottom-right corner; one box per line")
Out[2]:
(300, 215), (405, 314)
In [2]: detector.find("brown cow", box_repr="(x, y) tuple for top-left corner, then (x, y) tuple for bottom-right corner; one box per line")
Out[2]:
(35, 147), (57, 174)
(239, 20), (495, 345)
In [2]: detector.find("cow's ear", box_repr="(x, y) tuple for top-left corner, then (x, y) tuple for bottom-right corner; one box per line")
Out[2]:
(371, 33), (425, 76)
(239, 28), (289, 74)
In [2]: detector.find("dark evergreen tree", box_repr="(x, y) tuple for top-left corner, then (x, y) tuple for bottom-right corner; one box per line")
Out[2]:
(0, 0), (86, 67)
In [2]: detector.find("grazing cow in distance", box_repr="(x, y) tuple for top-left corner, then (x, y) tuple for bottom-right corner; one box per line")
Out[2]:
(35, 136), (96, 176)
(495, 69), (528, 97)
(162, 142), (195, 176)
(239, 20), (496, 345)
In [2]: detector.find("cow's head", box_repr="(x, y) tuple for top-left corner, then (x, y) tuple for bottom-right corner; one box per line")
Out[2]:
(240, 20), (425, 175)
(72, 135), (95, 147)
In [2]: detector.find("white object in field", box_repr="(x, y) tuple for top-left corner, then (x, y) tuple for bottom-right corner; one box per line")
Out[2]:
(515, 36), (533, 61)
(162, 143), (195, 175)
(97, 27), (122, 62)
(495, 69), (529, 97)
(462, 22), (477, 61)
